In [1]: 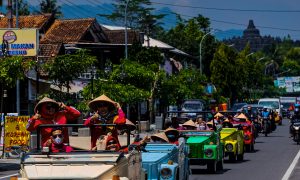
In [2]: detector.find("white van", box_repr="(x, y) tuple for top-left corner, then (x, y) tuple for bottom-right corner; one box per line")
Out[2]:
(258, 98), (282, 116)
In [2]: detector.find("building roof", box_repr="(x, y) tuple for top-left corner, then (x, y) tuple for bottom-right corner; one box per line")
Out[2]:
(0, 14), (53, 30)
(41, 18), (97, 43)
(104, 29), (140, 44)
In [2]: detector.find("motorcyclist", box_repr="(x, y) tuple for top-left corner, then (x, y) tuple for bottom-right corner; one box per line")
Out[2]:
(290, 104), (300, 137)
(261, 107), (271, 133)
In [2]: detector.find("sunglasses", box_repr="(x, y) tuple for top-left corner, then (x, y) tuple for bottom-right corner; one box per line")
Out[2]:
(46, 103), (56, 110)
(107, 140), (116, 146)
(53, 134), (63, 138)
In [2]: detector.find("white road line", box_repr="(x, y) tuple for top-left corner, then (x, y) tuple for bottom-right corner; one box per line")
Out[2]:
(0, 173), (19, 179)
(282, 149), (300, 180)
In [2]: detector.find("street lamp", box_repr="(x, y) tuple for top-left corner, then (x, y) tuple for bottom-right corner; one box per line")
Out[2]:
(124, 0), (130, 59)
(199, 31), (214, 75)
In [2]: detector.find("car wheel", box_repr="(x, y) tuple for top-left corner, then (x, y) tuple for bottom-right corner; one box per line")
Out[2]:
(237, 152), (244, 161)
(216, 159), (223, 171)
(229, 153), (236, 162)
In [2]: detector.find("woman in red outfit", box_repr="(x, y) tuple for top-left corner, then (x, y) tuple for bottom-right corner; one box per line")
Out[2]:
(26, 97), (81, 146)
(84, 94), (126, 149)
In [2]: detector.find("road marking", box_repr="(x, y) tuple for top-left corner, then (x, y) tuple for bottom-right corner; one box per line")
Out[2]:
(282, 149), (300, 180)
(0, 173), (19, 179)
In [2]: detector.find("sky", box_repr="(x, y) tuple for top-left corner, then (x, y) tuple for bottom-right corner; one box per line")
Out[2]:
(7, 0), (300, 40)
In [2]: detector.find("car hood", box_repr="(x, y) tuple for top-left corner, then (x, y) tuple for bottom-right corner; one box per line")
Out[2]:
(187, 136), (210, 144)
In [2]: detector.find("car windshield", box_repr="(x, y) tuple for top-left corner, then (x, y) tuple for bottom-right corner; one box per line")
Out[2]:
(281, 102), (292, 109)
(258, 101), (279, 109)
(182, 104), (202, 110)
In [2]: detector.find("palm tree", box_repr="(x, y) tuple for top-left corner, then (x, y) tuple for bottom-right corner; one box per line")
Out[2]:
(40, 0), (62, 17)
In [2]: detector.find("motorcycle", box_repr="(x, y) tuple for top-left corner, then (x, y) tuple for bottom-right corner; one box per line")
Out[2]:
(262, 117), (271, 136)
(253, 117), (262, 137)
(291, 120), (300, 144)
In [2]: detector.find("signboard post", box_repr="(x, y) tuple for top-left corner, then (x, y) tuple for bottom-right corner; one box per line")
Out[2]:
(4, 116), (30, 153)
(0, 28), (38, 56)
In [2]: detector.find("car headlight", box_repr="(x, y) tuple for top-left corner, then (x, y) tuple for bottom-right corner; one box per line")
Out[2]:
(244, 135), (250, 140)
(160, 167), (172, 179)
(204, 148), (214, 157)
(225, 143), (233, 151)
(294, 126), (300, 130)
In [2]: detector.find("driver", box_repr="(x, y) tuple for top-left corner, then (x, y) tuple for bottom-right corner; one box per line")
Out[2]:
(43, 128), (73, 153)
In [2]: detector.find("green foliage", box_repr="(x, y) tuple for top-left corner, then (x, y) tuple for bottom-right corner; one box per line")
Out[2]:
(40, 0), (62, 17)
(0, 56), (33, 88)
(13, 0), (30, 16)
(44, 49), (97, 91)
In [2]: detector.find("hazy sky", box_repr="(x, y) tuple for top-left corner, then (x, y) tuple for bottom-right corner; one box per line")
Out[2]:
(19, 0), (300, 40)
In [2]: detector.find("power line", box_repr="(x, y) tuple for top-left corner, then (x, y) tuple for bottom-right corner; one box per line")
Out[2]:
(151, 1), (300, 13)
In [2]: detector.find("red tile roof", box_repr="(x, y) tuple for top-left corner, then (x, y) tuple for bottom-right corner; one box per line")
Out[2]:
(41, 18), (96, 43)
(0, 14), (53, 29)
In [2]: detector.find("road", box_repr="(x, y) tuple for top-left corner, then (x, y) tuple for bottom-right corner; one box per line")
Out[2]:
(0, 119), (299, 180)
(189, 119), (299, 180)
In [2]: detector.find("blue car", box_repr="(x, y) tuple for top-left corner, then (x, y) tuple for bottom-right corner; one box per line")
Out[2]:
(142, 138), (189, 180)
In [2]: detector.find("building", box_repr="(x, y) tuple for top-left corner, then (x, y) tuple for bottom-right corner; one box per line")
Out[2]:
(223, 20), (281, 52)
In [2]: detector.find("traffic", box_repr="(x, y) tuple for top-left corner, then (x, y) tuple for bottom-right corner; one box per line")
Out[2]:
(2, 96), (300, 180)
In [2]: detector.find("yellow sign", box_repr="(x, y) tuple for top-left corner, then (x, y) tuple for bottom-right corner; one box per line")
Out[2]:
(4, 116), (30, 152)
(0, 29), (38, 56)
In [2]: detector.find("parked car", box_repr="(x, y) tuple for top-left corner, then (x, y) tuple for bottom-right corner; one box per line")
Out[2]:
(220, 128), (244, 161)
(231, 103), (248, 112)
(142, 138), (189, 180)
(180, 129), (224, 173)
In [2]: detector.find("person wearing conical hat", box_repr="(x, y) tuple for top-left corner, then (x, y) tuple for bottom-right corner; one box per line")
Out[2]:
(151, 132), (169, 143)
(27, 97), (81, 145)
(165, 127), (179, 145)
(182, 120), (197, 130)
(84, 94), (126, 149)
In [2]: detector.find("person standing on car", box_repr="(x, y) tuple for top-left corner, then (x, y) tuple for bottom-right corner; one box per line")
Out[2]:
(84, 94), (126, 149)
(27, 97), (81, 145)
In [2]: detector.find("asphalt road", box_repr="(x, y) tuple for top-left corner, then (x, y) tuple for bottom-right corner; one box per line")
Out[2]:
(189, 119), (300, 180)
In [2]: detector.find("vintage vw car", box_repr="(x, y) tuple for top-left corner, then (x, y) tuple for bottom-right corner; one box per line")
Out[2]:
(19, 124), (145, 180)
(220, 128), (244, 161)
(180, 129), (223, 173)
(141, 137), (189, 180)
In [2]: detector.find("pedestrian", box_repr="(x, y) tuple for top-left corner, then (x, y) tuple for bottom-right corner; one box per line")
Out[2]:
(84, 94), (126, 149)
(27, 97), (81, 146)
(43, 127), (73, 153)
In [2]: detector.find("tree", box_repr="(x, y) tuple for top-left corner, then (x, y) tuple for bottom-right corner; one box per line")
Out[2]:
(40, 0), (62, 17)
(12, 0), (30, 16)
(99, 0), (165, 35)
(44, 49), (97, 95)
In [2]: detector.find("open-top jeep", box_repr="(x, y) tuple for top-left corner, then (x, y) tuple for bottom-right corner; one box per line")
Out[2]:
(180, 129), (224, 173)
(220, 128), (244, 161)
(19, 124), (145, 180)
(141, 137), (189, 180)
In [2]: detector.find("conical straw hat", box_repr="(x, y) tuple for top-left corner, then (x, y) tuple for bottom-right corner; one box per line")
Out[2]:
(151, 132), (169, 143)
(214, 112), (224, 118)
(236, 113), (247, 119)
(88, 94), (116, 111)
(182, 120), (196, 127)
(34, 97), (59, 113)
(206, 120), (213, 125)
(164, 127), (179, 136)
(125, 119), (136, 131)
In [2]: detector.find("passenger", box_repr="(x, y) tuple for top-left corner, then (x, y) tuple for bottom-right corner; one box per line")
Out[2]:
(92, 132), (121, 151)
(222, 119), (233, 128)
(27, 97), (81, 145)
(43, 128), (73, 153)
(150, 132), (169, 143)
(196, 117), (209, 130)
(181, 120), (197, 130)
(84, 94), (126, 149)
(164, 127), (179, 145)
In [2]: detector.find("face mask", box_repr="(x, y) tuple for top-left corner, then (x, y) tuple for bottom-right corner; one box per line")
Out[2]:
(199, 125), (206, 130)
(54, 137), (63, 144)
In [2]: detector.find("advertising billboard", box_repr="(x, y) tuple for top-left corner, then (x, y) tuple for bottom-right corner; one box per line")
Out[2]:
(274, 76), (300, 92)
(0, 28), (38, 56)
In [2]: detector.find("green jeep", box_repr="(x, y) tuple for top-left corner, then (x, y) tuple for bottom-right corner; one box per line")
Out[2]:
(180, 130), (224, 173)
(220, 128), (244, 162)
